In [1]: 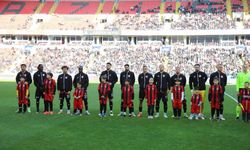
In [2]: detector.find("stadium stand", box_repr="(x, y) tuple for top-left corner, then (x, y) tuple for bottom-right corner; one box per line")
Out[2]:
(0, 0), (233, 15)
(0, 0), (250, 81)
(170, 13), (236, 30)
(0, 42), (248, 79)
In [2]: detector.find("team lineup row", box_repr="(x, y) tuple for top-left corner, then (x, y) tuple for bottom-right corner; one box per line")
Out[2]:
(15, 63), (250, 121)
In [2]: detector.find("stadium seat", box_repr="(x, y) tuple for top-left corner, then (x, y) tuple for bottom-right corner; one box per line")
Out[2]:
(231, 0), (243, 12)
(165, 2), (176, 13)
(116, 1), (139, 14)
(102, 1), (114, 14)
(40, 2), (54, 14)
(55, 1), (99, 14)
(140, 0), (161, 14)
(0, 1), (38, 14)
(0, 0), (232, 14)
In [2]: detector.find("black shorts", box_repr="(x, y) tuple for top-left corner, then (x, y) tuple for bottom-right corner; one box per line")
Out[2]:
(139, 88), (145, 100)
(35, 88), (44, 99)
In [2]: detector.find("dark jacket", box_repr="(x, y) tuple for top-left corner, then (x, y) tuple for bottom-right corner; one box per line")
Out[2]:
(120, 70), (135, 87)
(73, 72), (89, 90)
(57, 73), (72, 92)
(99, 70), (118, 88)
(138, 72), (153, 89)
(170, 74), (186, 87)
(209, 71), (227, 91)
(33, 71), (46, 89)
(189, 71), (208, 90)
(16, 71), (32, 85)
(154, 71), (171, 92)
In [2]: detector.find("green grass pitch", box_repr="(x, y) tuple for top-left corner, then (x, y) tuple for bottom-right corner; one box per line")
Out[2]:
(0, 82), (249, 150)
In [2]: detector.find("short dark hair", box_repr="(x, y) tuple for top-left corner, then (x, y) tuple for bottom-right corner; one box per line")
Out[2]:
(21, 64), (26, 67)
(245, 81), (249, 84)
(107, 62), (112, 65)
(124, 64), (129, 67)
(194, 64), (200, 67)
(101, 75), (107, 80)
(37, 64), (43, 69)
(213, 77), (219, 81)
(61, 66), (69, 70)
(125, 79), (130, 82)
(47, 72), (53, 77)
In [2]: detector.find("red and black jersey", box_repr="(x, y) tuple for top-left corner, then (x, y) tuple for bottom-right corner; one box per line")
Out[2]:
(74, 88), (85, 101)
(16, 82), (29, 101)
(44, 79), (56, 101)
(191, 93), (202, 114)
(122, 85), (134, 102)
(239, 88), (250, 101)
(239, 88), (250, 113)
(208, 85), (223, 103)
(191, 93), (202, 106)
(44, 79), (56, 95)
(172, 85), (184, 101)
(145, 84), (157, 105)
(98, 83), (110, 99)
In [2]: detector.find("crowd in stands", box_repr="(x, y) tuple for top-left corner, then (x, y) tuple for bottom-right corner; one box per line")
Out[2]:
(37, 15), (96, 31)
(169, 44), (246, 78)
(104, 14), (163, 30)
(171, 13), (236, 30)
(18, 46), (93, 74)
(0, 47), (22, 73)
(243, 18), (250, 29)
(2, 13), (250, 31)
(1, 42), (248, 79)
(0, 15), (33, 30)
